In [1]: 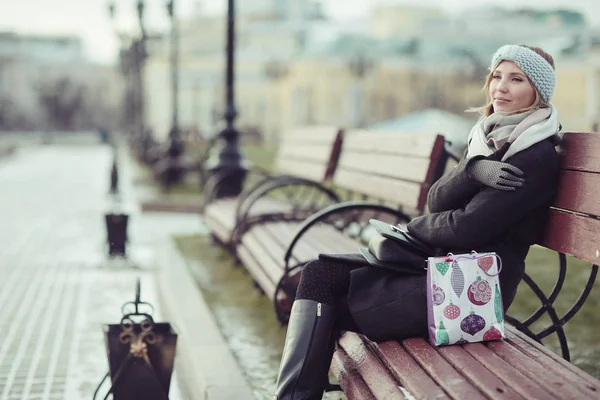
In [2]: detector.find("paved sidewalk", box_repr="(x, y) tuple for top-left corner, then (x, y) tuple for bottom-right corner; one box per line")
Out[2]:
(0, 144), (204, 399)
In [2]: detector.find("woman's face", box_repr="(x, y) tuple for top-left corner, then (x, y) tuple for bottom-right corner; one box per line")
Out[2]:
(489, 61), (536, 114)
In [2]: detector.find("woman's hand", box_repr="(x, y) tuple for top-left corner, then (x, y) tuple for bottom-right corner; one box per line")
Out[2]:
(468, 159), (525, 191)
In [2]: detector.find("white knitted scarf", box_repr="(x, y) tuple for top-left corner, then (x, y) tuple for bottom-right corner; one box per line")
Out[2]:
(466, 105), (560, 161)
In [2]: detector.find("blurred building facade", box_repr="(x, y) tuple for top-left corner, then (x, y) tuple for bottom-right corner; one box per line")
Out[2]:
(0, 32), (122, 131)
(141, 4), (600, 144)
(238, 0), (324, 20)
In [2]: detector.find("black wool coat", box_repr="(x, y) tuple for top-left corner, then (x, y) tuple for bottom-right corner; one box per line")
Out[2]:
(341, 139), (560, 342)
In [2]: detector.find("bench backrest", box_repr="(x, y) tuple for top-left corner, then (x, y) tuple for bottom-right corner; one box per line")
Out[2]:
(273, 126), (343, 182)
(332, 130), (447, 214)
(541, 132), (600, 265)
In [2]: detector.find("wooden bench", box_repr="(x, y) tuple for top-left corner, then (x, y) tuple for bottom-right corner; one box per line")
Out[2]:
(330, 131), (600, 399)
(201, 126), (343, 251)
(235, 130), (448, 322)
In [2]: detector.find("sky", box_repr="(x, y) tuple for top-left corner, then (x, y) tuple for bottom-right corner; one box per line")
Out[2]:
(0, 0), (598, 64)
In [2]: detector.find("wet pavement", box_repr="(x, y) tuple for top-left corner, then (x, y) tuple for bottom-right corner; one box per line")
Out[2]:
(0, 141), (202, 399)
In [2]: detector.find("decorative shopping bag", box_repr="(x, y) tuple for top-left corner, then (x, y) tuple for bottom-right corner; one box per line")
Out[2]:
(427, 252), (504, 346)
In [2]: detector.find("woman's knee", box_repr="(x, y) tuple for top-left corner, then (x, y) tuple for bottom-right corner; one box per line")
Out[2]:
(300, 259), (328, 282)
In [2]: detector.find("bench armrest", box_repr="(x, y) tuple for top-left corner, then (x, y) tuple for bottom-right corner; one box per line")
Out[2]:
(200, 166), (272, 209)
(230, 178), (340, 246)
(283, 201), (412, 269)
(235, 177), (339, 225)
(235, 174), (317, 217)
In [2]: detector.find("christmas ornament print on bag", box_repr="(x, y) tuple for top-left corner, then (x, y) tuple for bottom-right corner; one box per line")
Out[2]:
(436, 262), (450, 276)
(468, 276), (492, 306)
(450, 261), (465, 298)
(427, 252), (505, 346)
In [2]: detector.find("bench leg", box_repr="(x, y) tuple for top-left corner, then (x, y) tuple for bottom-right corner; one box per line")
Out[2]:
(273, 300), (336, 400)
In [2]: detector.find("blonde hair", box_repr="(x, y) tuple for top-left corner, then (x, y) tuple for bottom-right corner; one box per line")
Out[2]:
(467, 45), (555, 117)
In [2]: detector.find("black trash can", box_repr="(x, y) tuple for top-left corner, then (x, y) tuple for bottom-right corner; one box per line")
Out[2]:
(105, 213), (128, 257)
(103, 321), (177, 400)
(93, 280), (178, 400)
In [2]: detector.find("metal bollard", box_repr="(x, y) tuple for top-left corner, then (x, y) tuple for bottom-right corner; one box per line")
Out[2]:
(109, 157), (119, 195)
(93, 279), (178, 399)
(105, 213), (128, 257)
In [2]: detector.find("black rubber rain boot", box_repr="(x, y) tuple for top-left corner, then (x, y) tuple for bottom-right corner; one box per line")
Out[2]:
(273, 300), (336, 400)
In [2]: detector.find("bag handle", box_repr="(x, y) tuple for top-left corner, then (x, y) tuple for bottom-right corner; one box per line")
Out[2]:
(445, 251), (502, 277)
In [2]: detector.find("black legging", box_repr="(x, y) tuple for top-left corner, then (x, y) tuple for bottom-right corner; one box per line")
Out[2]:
(295, 259), (362, 333)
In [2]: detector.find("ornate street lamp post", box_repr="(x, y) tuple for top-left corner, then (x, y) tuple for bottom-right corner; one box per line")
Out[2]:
(108, 2), (137, 137)
(205, 0), (247, 198)
(154, 0), (186, 189)
(166, 0), (183, 158)
(110, 0), (165, 165)
(347, 53), (374, 128)
(134, 0), (148, 142)
(264, 60), (288, 146)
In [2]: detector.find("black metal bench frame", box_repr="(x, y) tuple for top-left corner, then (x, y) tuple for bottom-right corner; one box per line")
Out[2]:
(505, 250), (598, 361)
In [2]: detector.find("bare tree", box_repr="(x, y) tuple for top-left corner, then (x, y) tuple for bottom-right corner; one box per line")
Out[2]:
(37, 77), (83, 130)
(36, 77), (119, 131)
(0, 96), (33, 130)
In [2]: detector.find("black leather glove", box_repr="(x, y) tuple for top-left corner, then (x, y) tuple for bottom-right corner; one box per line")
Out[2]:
(467, 159), (525, 191)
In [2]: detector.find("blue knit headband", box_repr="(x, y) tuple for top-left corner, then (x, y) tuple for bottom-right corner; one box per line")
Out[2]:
(490, 45), (556, 103)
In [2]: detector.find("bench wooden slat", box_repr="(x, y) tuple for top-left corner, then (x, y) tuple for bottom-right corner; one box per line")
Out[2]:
(204, 213), (233, 244)
(334, 169), (423, 210)
(280, 222), (350, 258)
(309, 224), (360, 254)
(374, 341), (451, 400)
(342, 131), (442, 158)
(205, 197), (295, 244)
(335, 331), (600, 400)
(277, 143), (333, 163)
(332, 131), (445, 213)
(204, 199), (237, 218)
(486, 339), (594, 400)
(338, 153), (431, 183)
(503, 329), (599, 399)
(279, 222), (337, 257)
(281, 222), (363, 263)
(236, 245), (277, 298)
(561, 132), (600, 173)
(272, 126), (342, 181)
(331, 348), (378, 400)
(205, 197), (288, 228)
(239, 221), (361, 308)
(338, 333), (408, 399)
(263, 222), (318, 263)
(204, 199), (238, 242)
(462, 343), (559, 399)
(249, 225), (292, 265)
(507, 326), (600, 389)
(402, 338), (488, 400)
(282, 126), (341, 144)
(269, 221), (358, 261)
(275, 159), (332, 182)
(437, 345), (526, 399)
(246, 221), (356, 282)
(242, 227), (292, 284)
(553, 170), (600, 217)
(541, 209), (600, 265)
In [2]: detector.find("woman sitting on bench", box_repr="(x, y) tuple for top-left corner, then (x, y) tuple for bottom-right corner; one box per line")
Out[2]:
(273, 44), (563, 400)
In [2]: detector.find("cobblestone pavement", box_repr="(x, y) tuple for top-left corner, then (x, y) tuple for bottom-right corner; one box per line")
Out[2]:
(0, 143), (204, 400)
